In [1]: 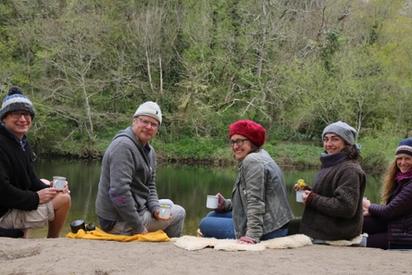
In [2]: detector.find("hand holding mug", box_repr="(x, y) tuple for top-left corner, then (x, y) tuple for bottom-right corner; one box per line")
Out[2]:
(155, 204), (172, 220)
(362, 197), (371, 216)
(302, 190), (311, 203)
(40, 178), (51, 185)
(37, 188), (58, 204)
(216, 193), (226, 211)
(362, 197), (371, 208)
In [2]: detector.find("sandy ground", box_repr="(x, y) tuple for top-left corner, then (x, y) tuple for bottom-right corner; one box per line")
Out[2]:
(0, 237), (411, 275)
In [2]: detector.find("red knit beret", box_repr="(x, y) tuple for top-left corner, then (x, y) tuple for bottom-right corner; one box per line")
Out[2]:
(228, 119), (266, 147)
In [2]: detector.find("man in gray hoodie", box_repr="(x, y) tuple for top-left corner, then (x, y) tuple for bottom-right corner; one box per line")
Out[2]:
(95, 101), (185, 237)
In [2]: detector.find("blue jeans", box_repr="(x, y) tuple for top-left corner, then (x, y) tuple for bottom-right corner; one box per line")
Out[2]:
(199, 211), (288, 240)
(199, 211), (235, 239)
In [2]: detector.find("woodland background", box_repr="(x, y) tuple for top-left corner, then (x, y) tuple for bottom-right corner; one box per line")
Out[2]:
(1, 0), (411, 171)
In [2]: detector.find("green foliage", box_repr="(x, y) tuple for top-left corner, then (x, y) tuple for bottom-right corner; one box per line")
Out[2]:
(265, 142), (321, 169)
(0, 0), (411, 164)
(361, 151), (388, 175)
(359, 133), (400, 163)
(320, 30), (342, 73)
(153, 137), (228, 160)
(358, 133), (401, 174)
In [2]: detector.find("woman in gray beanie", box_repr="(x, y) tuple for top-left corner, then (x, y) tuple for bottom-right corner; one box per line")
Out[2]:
(299, 121), (366, 242)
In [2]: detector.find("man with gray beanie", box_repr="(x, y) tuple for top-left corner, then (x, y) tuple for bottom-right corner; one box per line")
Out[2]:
(0, 87), (71, 238)
(95, 101), (186, 237)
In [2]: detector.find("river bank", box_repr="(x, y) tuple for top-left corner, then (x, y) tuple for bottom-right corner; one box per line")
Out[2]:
(1, 237), (410, 275)
(39, 134), (399, 175)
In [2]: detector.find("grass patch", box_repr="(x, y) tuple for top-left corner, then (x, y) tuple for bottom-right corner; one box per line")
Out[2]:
(153, 137), (230, 161)
(265, 142), (321, 169)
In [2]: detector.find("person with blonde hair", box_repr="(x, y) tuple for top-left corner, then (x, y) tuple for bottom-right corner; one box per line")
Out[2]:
(362, 137), (412, 249)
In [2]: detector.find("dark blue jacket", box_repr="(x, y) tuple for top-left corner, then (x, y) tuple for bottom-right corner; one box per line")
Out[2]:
(369, 179), (412, 245)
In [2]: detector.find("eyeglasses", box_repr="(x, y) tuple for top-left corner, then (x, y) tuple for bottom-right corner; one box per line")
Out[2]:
(229, 138), (248, 147)
(9, 111), (32, 120)
(136, 117), (159, 129)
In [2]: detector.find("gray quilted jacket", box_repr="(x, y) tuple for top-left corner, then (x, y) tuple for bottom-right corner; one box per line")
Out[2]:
(224, 149), (293, 242)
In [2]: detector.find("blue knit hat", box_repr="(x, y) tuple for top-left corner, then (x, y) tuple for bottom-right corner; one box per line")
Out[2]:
(0, 87), (35, 120)
(396, 137), (412, 157)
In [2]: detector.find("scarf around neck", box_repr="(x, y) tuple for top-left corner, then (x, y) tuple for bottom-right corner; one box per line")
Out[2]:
(320, 151), (349, 168)
(395, 169), (412, 183)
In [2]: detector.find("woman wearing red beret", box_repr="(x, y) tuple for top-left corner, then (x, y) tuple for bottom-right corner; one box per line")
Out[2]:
(199, 119), (293, 244)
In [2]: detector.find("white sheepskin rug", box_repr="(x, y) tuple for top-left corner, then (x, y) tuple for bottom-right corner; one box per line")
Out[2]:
(173, 234), (312, 251)
(173, 235), (218, 251)
(262, 234), (312, 249)
(324, 233), (367, 246)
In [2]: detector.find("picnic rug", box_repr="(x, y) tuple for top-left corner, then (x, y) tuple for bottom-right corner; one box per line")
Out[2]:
(173, 233), (366, 251)
(66, 227), (169, 242)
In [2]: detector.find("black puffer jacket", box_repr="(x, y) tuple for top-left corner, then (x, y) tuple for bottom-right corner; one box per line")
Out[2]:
(369, 179), (412, 246)
(0, 124), (47, 218)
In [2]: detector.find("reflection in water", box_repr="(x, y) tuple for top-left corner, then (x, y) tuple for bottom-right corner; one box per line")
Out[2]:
(33, 159), (383, 237)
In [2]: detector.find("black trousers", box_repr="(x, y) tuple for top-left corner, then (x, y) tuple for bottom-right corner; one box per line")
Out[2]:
(0, 227), (24, 238)
(362, 216), (388, 249)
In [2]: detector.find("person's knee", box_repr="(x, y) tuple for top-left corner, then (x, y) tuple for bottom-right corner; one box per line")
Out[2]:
(199, 217), (209, 230)
(173, 205), (186, 221)
(60, 193), (71, 207)
(199, 217), (218, 232)
(199, 216), (234, 239)
(52, 193), (71, 210)
(206, 211), (216, 217)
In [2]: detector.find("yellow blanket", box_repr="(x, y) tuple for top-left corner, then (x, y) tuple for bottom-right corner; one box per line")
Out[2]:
(66, 227), (169, 242)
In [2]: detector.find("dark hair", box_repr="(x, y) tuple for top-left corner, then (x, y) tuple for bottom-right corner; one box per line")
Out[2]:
(250, 143), (259, 152)
(343, 144), (361, 160)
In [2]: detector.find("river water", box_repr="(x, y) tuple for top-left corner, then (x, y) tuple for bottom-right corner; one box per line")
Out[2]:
(33, 159), (382, 237)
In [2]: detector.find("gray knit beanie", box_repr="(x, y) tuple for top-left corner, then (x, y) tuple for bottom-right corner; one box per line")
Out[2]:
(0, 87), (35, 120)
(322, 121), (357, 145)
(133, 101), (162, 124)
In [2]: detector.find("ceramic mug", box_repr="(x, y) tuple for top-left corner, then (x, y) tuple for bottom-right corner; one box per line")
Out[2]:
(52, 176), (66, 190)
(296, 190), (304, 203)
(206, 195), (218, 209)
(159, 204), (171, 219)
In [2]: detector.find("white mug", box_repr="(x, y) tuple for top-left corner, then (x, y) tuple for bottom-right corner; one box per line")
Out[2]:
(158, 204), (171, 219)
(296, 190), (304, 203)
(52, 176), (66, 190)
(206, 195), (218, 209)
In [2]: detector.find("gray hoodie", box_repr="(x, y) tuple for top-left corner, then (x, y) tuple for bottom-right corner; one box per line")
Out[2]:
(95, 126), (160, 233)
